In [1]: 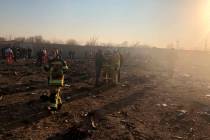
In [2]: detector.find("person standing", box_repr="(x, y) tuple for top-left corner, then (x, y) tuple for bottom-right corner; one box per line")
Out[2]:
(111, 50), (121, 85)
(95, 49), (104, 86)
(5, 48), (14, 65)
(118, 50), (123, 82)
(44, 50), (68, 113)
(13, 47), (17, 62)
(41, 48), (48, 65)
(28, 48), (32, 59)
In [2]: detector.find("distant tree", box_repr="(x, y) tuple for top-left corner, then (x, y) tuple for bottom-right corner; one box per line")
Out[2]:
(14, 37), (25, 42)
(120, 41), (129, 47)
(100, 42), (114, 47)
(0, 37), (6, 41)
(25, 37), (34, 43)
(44, 40), (51, 44)
(25, 36), (48, 44)
(85, 37), (98, 46)
(7, 35), (13, 41)
(51, 39), (64, 44)
(133, 41), (141, 47)
(166, 43), (174, 49)
(33, 36), (44, 43)
(66, 39), (78, 45)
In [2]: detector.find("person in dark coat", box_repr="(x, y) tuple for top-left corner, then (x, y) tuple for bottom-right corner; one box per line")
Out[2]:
(95, 49), (104, 86)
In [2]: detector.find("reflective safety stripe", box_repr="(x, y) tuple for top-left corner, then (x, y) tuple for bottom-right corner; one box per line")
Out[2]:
(51, 61), (63, 65)
(49, 73), (64, 86)
(49, 79), (64, 86)
(62, 66), (68, 69)
(50, 103), (57, 108)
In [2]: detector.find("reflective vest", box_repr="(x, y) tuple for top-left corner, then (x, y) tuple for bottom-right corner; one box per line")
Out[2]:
(48, 61), (65, 86)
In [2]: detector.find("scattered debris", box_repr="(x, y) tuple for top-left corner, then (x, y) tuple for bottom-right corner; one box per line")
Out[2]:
(183, 73), (191, 78)
(162, 104), (168, 107)
(177, 110), (187, 118)
(156, 103), (168, 107)
(65, 84), (71, 87)
(66, 96), (71, 100)
(172, 136), (183, 139)
(189, 128), (194, 133)
(91, 116), (97, 129)
(92, 95), (97, 98)
(16, 82), (23, 85)
(14, 71), (18, 76)
(197, 112), (210, 116)
(121, 83), (129, 87)
(177, 110), (187, 114)
(156, 104), (161, 107)
(81, 112), (88, 117)
(144, 84), (154, 89)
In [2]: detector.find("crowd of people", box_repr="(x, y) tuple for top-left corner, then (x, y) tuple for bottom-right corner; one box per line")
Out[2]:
(1, 47), (32, 63)
(95, 49), (122, 86)
(1, 46), (123, 113)
(37, 48), (122, 113)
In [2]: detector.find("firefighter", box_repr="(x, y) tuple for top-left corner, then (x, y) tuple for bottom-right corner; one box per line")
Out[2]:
(102, 51), (113, 85)
(111, 50), (121, 85)
(12, 47), (17, 62)
(44, 50), (68, 112)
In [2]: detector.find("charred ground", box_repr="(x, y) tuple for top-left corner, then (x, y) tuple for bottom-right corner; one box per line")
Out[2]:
(1, 49), (210, 140)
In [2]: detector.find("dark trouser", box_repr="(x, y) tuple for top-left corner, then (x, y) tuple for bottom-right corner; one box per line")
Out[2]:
(14, 56), (17, 62)
(95, 66), (102, 86)
(118, 68), (121, 82)
(49, 86), (62, 110)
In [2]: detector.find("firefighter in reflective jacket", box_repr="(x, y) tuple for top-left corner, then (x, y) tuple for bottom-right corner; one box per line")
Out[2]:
(44, 51), (68, 112)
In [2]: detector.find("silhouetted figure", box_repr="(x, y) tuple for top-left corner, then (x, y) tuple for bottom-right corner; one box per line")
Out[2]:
(28, 48), (32, 59)
(110, 50), (121, 85)
(12, 47), (17, 62)
(95, 49), (104, 86)
(69, 51), (75, 59)
(5, 48), (14, 65)
(36, 49), (42, 66)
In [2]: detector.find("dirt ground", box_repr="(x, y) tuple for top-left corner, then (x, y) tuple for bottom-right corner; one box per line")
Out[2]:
(1, 50), (210, 140)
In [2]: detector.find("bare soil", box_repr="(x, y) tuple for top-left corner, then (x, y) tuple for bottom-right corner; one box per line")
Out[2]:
(1, 51), (210, 140)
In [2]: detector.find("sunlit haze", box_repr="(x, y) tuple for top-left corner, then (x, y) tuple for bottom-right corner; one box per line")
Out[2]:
(0, 0), (209, 49)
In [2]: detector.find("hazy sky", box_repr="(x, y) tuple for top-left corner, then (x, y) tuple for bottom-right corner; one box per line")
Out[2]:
(0, 0), (209, 48)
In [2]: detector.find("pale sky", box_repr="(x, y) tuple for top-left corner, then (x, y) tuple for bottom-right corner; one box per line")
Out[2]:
(0, 0), (209, 48)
